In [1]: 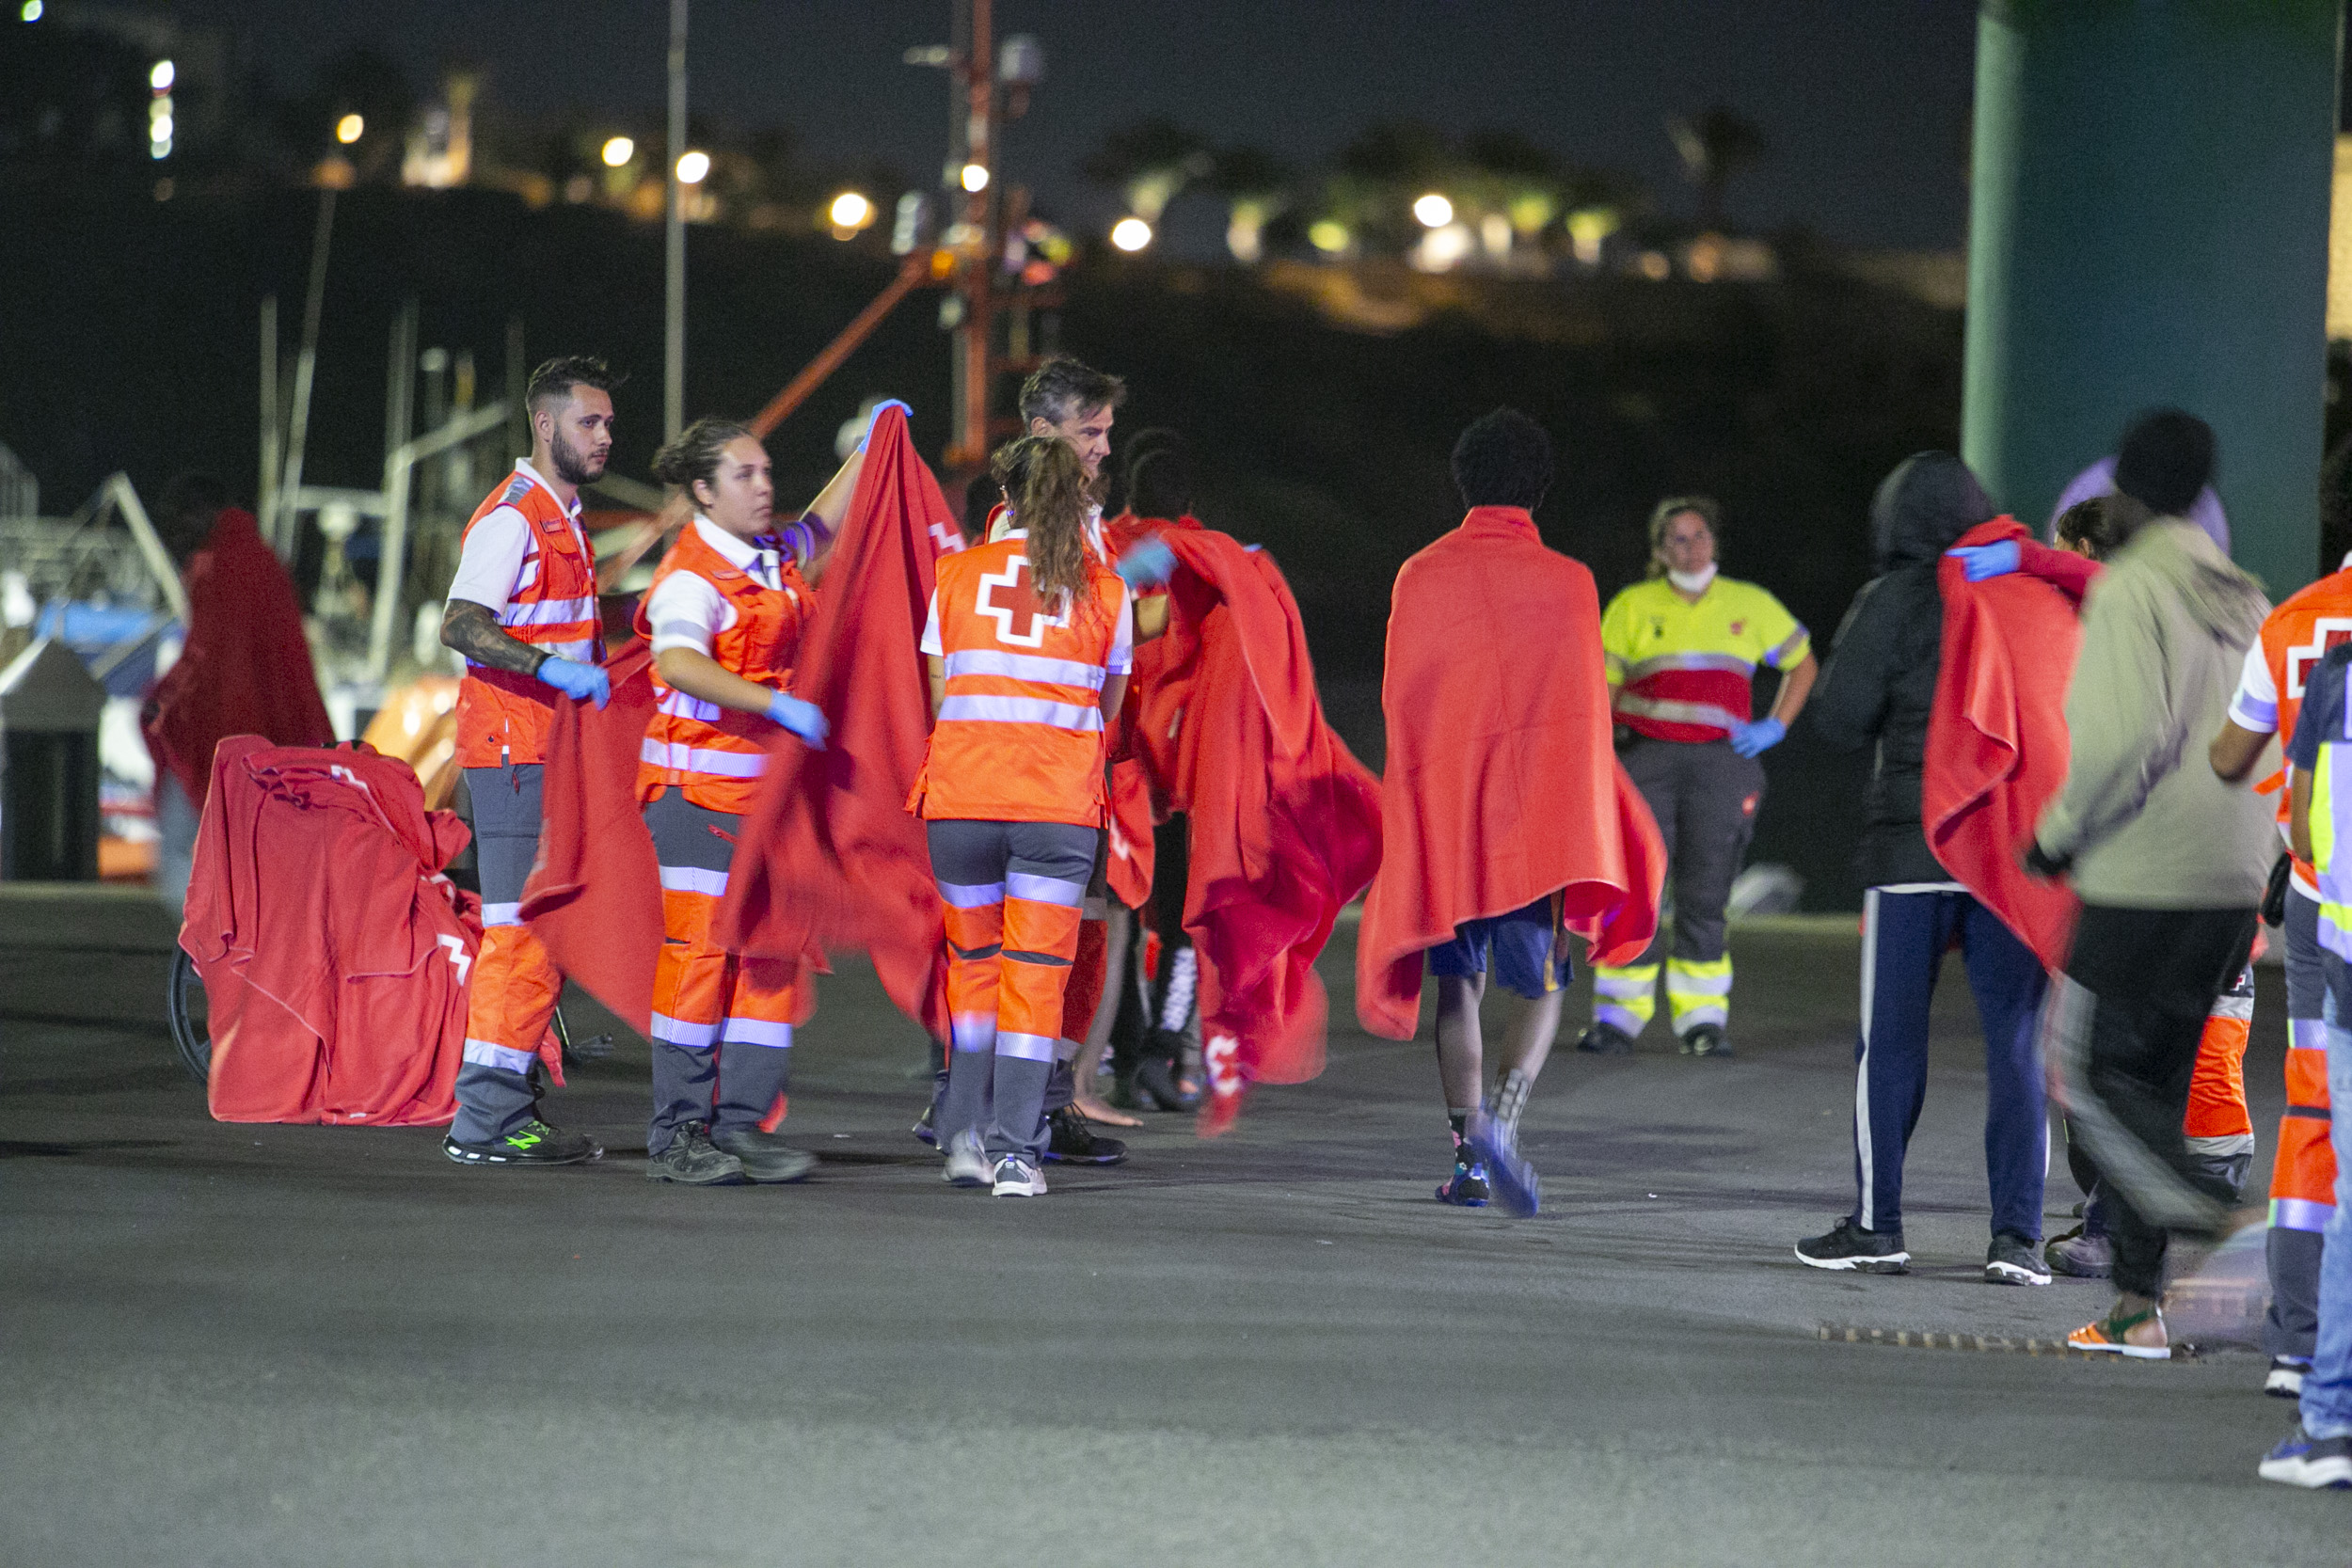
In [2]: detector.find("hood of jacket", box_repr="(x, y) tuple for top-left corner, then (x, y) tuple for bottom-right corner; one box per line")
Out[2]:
(2115, 515), (2268, 649)
(1870, 452), (1996, 571)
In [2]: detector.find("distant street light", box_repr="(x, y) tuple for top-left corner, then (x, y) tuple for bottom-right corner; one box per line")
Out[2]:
(335, 114), (364, 145)
(675, 150), (710, 184)
(22, 1), (45, 21)
(601, 135), (635, 167)
(830, 191), (873, 230)
(149, 59), (174, 92)
(961, 162), (990, 194)
(149, 114), (173, 143)
(1413, 192), (1454, 229)
(1308, 220), (1350, 254)
(1109, 216), (1153, 253)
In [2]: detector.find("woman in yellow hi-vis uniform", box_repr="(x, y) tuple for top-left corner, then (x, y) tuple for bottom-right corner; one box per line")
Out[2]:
(1581, 497), (1815, 1058)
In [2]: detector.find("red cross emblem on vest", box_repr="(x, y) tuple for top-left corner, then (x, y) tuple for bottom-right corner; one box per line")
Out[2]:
(2284, 618), (2352, 698)
(976, 554), (1069, 647)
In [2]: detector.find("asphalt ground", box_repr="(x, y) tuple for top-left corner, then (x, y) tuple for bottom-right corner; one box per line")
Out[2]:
(3, 887), (2345, 1566)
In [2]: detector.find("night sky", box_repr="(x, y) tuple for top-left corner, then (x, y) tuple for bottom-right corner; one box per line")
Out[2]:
(173, 0), (1980, 253)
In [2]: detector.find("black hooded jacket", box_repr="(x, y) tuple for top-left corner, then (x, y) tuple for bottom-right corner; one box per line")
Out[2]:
(1809, 452), (1997, 888)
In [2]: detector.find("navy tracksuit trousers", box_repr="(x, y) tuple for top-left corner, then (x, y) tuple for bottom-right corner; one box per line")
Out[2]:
(1850, 887), (2047, 1242)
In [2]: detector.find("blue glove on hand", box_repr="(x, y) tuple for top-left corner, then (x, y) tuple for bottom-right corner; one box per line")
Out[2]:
(1945, 539), (2021, 582)
(1115, 537), (1177, 591)
(1728, 716), (1786, 757)
(766, 691), (830, 749)
(539, 656), (611, 710)
(858, 400), (913, 451)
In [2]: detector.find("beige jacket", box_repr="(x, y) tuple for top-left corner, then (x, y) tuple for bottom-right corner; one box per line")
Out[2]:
(2035, 518), (2274, 909)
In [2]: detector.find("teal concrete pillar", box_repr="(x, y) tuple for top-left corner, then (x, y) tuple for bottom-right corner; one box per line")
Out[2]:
(1963, 0), (2342, 594)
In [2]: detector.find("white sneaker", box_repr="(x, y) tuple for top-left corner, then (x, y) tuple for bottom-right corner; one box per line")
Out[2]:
(992, 1155), (1047, 1196)
(2266, 1357), (2310, 1399)
(943, 1129), (991, 1187)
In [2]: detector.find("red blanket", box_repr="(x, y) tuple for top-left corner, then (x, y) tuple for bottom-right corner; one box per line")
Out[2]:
(715, 406), (958, 1037)
(1926, 516), (2082, 969)
(182, 736), (552, 1125)
(1128, 528), (1383, 1132)
(1357, 507), (1664, 1040)
(143, 508), (335, 805)
(1098, 511), (1197, 907)
(518, 640), (664, 1034)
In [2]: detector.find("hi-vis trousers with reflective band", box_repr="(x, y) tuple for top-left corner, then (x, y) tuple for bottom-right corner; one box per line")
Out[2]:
(2271, 888), (2338, 1364)
(643, 790), (804, 1155)
(453, 764), (562, 1145)
(929, 818), (1100, 1163)
(1591, 736), (1761, 1039)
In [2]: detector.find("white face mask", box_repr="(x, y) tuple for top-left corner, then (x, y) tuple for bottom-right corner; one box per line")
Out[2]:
(1667, 563), (1718, 594)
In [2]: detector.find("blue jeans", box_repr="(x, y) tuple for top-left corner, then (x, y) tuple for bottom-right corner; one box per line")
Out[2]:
(1849, 888), (2047, 1240)
(2306, 990), (2352, 1439)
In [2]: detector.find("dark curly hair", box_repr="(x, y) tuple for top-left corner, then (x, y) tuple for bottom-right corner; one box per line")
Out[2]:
(1450, 408), (1553, 512)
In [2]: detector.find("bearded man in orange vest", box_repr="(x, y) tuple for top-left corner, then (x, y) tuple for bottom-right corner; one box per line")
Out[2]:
(437, 356), (621, 1168)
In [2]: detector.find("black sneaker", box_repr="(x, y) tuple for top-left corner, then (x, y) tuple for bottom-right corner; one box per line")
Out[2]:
(1679, 1023), (1732, 1058)
(1041, 1104), (1127, 1165)
(1134, 1050), (1202, 1113)
(1795, 1216), (1909, 1273)
(646, 1123), (746, 1185)
(442, 1118), (602, 1166)
(1985, 1230), (2051, 1286)
(1435, 1148), (1490, 1206)
(911, 1101), (938, 1148)
(1575, 1022), (1635, 1054)
(710, 1127), (816, 1183)
(2266, 1357), (2311, 1399)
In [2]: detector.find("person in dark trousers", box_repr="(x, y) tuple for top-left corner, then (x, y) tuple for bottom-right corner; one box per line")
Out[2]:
(1796, 452), (2053, 1287)
(2027, 410), (2274, 1357)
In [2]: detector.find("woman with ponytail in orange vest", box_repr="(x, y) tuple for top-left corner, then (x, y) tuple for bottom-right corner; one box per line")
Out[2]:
(633, 415), (855, 1184)
(915, 434), (1135, 1197)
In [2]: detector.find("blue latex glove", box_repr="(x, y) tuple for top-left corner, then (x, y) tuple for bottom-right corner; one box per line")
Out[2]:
(1115, 537), (1177, 591)
(538, 655), (611, 710)
(857, 399), (913, 451)
(1945, 538), (2021, 582)
(1728, 716), (1786, 757)
(766, 690), (830, 749)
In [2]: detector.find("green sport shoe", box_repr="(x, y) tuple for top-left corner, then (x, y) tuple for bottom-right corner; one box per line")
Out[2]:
(442, 1118), (602, 1166)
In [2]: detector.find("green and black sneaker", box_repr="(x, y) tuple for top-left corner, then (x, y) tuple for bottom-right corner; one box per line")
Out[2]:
(442, 1118), (602, 1166)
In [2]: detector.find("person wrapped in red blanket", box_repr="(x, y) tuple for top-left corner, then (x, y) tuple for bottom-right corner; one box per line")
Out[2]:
(1924, 515), (2087, 971)
(183, 736), (552, 1125)
(1121, 521), (1384, 1134)
(1357, 410), (1665, 1217)
(1939, 496), (2263, 1286)
(142, 478), (336, 919)
(710, 404), (961, 1035)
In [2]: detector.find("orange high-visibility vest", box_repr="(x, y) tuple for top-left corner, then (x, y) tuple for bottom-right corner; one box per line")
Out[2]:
(2245, 568), (2352, 888)
(633, 521), (812, 815)
(453, 466), (604, 768)
(916, 531), (1126, 824)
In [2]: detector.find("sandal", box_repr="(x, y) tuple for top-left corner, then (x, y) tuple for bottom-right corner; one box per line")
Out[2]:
(2066, 1302), (2169, 1360)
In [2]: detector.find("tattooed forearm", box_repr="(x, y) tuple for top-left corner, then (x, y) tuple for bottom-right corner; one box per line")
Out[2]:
(440, 599), (548, 678)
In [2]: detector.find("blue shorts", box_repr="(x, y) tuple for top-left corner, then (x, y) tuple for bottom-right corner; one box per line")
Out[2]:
(1426, 894), (1567, 999)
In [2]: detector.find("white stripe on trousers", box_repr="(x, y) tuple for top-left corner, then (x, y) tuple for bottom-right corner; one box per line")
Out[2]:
(1855, 888), (1879, 1230)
